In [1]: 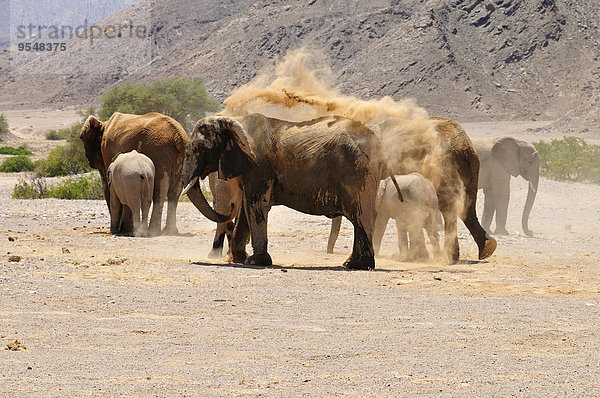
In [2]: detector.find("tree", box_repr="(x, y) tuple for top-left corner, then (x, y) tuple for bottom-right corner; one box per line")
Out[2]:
(98, 78), (220, 132)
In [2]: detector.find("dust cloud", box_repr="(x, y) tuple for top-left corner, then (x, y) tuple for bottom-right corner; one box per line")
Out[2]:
(222, 49), (463, 218)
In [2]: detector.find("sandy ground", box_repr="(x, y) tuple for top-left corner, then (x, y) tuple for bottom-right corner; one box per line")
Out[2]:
(1, 110), (599, 396)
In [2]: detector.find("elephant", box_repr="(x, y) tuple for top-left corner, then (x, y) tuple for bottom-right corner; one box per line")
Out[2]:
(206, 172), (242, 258)
(369, 173), (441, 261)
(328, 116), (497, 264)
(471, 136), (540, 236)
(181, 113), (403, 270)
(80, 112), (188, 236)
(107, 150), (155, 237)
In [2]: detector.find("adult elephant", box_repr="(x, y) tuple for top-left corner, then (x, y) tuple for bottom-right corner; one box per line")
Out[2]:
(328, 116), (497, 264)
(80, 112), (188, 236)
(471, 136), (539, 236)
(181, 113), (401, 270)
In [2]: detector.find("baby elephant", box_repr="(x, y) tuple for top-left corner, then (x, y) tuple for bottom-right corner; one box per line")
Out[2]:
(107, 150), (155, 237)
(374, 173), (442, 261)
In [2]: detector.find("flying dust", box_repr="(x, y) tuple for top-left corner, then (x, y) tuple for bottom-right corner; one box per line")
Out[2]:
(222, 49), (464, 221)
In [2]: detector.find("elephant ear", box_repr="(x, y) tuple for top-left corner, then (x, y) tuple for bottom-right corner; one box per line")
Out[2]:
(80, 116), (105, 170)
(492, 136), (520, 177)
(216, 118), (258, 180)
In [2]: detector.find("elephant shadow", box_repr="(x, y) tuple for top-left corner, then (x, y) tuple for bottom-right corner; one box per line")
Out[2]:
(191, 261), (398, 272)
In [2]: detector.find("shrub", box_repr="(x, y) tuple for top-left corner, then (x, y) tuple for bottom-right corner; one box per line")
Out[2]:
(12, 173), (103, 200)
(0, 155), (36, 172)
(533, 137), (600, 183)
(0, 146), (33, 155)
(98, 77), (220, 132)
(45, 129), (71, 140)
(36, 138), (90, 177)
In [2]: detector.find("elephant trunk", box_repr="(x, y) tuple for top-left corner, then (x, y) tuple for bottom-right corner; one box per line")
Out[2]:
(185, 179), (235, 224)
(522, 171), (538, 237)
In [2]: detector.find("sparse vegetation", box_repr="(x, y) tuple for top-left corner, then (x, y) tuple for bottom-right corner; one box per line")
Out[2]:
(0, 146), (32, 156)
(0, 114), (9, 138)
(0, 155), (36, 172)
(12, 173), (103, 200)
(98, 78), (220, 132)
(533, 137), (600, 184)
(45, 128), (72, 140)
(37, 108), (95, 177)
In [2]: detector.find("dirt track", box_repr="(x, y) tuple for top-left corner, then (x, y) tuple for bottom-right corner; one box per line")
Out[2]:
(1, 114), (600, 396)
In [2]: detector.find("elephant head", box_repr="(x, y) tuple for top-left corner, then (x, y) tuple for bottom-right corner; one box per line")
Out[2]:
(181, 116), (257, 223)
(492, 136), (540, 236)
(80, 116), (106, 171)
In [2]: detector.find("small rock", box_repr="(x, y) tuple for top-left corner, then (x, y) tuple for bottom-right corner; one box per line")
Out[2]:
(5, 340), (27, 351)
(105, 257), (127, 266)
(61, 247), (71, 254)
(8, 237), (16, 242)
(8, 255), (21, 262)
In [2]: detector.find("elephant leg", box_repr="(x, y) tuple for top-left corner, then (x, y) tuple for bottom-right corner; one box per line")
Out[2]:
(244, 184), (273, 267)
(372, 213), (388, 257)
(148, 171), (168, 236)
(163, 174), (180, 235)
(230, 206), (250, 264)
(343, 207), (376, 270)
(481, 188), (495, 235)
(493, 183), (510, 235)
(408, 225), (429, 262)
(140, 197), (151, 237)
(209, 221), (230, 259)
(109, 191), (122, 235)
(425, 213), (442, 261)
(120, 205), (133, 235)
(440, 208), (459, 264)
(462, 187), (497, 261)
(395, 220), (409, 261)
(131, 201), (144, 237)
(327, 216), (342, 254)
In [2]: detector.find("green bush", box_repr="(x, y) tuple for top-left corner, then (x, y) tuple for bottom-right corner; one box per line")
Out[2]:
(0, 146), (33, 155)
(12, 173), (103, 200)
(45, 129), (71, 140)
(0, 155), (36, 172)
(36, 137), (91, 177)
(98, 77), (220, 132)
(533, 137), (600, 183)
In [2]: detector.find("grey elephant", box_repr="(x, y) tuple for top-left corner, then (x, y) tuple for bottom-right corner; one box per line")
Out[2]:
(472, 136), (540, 236)
(107, 150), (155, 237)
(372, 173), (442, 261)
(181, 113), (403, 270)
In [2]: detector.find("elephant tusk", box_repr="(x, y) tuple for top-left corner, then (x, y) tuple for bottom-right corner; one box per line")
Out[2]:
(181, 176), (199, 197)
(528, 181), (537, 194)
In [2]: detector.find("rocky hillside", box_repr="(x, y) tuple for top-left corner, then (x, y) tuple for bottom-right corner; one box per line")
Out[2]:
(0, 0), (598, 132)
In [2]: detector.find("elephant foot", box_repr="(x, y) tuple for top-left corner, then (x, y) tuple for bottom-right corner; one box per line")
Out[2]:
(478, 236), (497, 260)
(494, 228), (509, 236)
(326, 249), (334, 254)
(245, 253), (272, 267)
(161, 225), (179, 236)
(407, 249), (430, 263)
(148, 226), (161, 237)
(231, 250), (247, 264)
(208, 247), (224, 259)
(343, 255), (374, 270)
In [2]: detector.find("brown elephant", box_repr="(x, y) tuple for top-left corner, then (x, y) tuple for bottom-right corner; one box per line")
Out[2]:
(205, 172), (242, 258)
(328, 116), (497, 264)
(181, 113), (402, 270)
(80, 112), (188, 235)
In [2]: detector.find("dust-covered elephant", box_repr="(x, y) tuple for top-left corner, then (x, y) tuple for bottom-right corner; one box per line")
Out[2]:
(80, 112), (188, 236)
(472, 136), (540, 236)
(372, 173), (441, 261)
(107, 150), (154, 237)
(329, 117), (497, 264)
(181, 113), (401, 270)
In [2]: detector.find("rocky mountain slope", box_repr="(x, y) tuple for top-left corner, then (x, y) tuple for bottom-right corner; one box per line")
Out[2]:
(0, 0), (598, 132)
